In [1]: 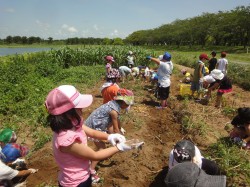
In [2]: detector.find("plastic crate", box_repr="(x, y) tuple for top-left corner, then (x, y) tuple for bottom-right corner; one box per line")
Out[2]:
(179, 83), (192, 96)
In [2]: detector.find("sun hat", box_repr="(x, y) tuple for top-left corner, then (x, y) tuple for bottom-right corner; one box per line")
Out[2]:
(163, 52), (171, 60)
(199, 53), (209, 60)
(211, 69), (224, 80)
(203, 75), (215, 84)
(165, 162), (226, 187)
(45, 85), (93, 115)
(114, 88), (134, 105)
(173, 140), (195, 163)
(231, 107), (250, 126)
(128, 51), (133, 55)
(105, 55), (115, 62)
(0, 128), (17, 144)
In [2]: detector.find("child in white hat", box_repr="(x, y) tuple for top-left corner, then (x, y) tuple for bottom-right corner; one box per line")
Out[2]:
(206, 69), (232, 108)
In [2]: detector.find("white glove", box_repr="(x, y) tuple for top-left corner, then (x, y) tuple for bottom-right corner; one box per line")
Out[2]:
(120, 127), (126, 135)
(116, 139), (144, 152)
(108, 134), (126, 146)
(28, 168), (38, 174)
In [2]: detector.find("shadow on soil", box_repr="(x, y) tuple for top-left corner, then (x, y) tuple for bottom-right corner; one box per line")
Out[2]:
(149, 166), (168, 187)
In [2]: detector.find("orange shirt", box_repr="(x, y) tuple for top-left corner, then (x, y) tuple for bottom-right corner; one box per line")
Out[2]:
(101, 84), (120, 104)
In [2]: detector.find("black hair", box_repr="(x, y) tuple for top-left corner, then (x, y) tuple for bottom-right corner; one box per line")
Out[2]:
(238, 107), (250, 124)
(115, 100), (125, 106)
(211, 51), (216, 56)
(47, 108), (81, 133)
(107, 77), (118, 83)
(231, 107), (250, 127)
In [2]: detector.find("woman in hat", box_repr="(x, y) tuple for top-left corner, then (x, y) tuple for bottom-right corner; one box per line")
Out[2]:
(84, 88), (134, 183)
(230, 107), (250, 149)
(206, 69), (232, 108)
(168, 140), (221, 175)
(126, 51), (135, 68)
(45, 85), (139, 187)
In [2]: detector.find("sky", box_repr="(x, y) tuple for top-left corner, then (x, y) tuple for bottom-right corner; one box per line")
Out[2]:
(0, 0), (249, 40)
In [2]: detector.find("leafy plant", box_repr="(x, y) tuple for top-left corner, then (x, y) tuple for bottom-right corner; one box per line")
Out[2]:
(207, 138), (250, 186)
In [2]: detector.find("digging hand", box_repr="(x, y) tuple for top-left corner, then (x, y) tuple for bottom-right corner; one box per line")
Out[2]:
(108, 133), (126, 146)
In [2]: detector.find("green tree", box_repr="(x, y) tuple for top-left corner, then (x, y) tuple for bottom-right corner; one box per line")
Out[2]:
(48, 37), (53, 44)
(112, 37), (124, 45)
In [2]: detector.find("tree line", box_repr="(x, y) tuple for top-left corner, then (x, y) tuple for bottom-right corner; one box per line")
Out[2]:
(125, 6), (250, 48)
(1, 6), (249, 47)
(0, 36), (125, 46)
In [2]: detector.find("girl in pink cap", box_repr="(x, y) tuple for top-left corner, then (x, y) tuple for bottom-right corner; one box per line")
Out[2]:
(104, 55), (115, 80)
(45, 85), (141, 187)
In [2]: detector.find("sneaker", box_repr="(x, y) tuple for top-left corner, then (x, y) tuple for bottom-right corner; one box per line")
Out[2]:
(90, 170), (100, 184)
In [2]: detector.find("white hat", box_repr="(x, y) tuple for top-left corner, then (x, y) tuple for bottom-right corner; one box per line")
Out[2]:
(211, 69), (224, 80)
(203, 75), (215, 84)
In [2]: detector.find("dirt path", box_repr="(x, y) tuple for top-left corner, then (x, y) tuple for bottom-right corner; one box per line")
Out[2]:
(25, 66), (250, 187)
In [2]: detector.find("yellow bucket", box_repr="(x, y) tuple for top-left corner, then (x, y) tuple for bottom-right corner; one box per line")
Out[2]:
(179, 83), (192, 96)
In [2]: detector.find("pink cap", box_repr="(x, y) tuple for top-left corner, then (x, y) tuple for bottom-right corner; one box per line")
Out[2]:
(105, 55), (115, 62)
(45, 85), (93, 115)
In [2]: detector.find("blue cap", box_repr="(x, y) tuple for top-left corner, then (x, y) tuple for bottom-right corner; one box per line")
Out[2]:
(163, 52), (171, 60)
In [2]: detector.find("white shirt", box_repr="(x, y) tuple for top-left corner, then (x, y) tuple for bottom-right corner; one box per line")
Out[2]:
(168, 146), (203, 170)
(157, 61), (173, 87)
(119, 66), (132, 73)
(0, 160), (19, 180)
(217, 58), (228, 74)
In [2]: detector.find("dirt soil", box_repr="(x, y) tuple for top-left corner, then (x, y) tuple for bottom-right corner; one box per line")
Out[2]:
(23, 65), (250, 187)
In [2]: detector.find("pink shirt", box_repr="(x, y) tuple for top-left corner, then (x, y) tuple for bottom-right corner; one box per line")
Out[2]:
(53, 127), (90, 187)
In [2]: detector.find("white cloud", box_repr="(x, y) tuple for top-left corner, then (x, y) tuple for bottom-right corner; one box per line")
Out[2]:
(110, 29), (119, 36)
(61, 24), (78, 33)
(68, 27), (78, 33)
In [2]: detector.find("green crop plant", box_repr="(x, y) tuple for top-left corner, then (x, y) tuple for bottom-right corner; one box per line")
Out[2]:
(222, 106), (237, 118)
(207, 138), (250, 186)
(32, 130), (52, 151)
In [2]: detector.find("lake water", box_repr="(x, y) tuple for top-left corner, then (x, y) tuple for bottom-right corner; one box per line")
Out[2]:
(0, 47), (52, 56)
